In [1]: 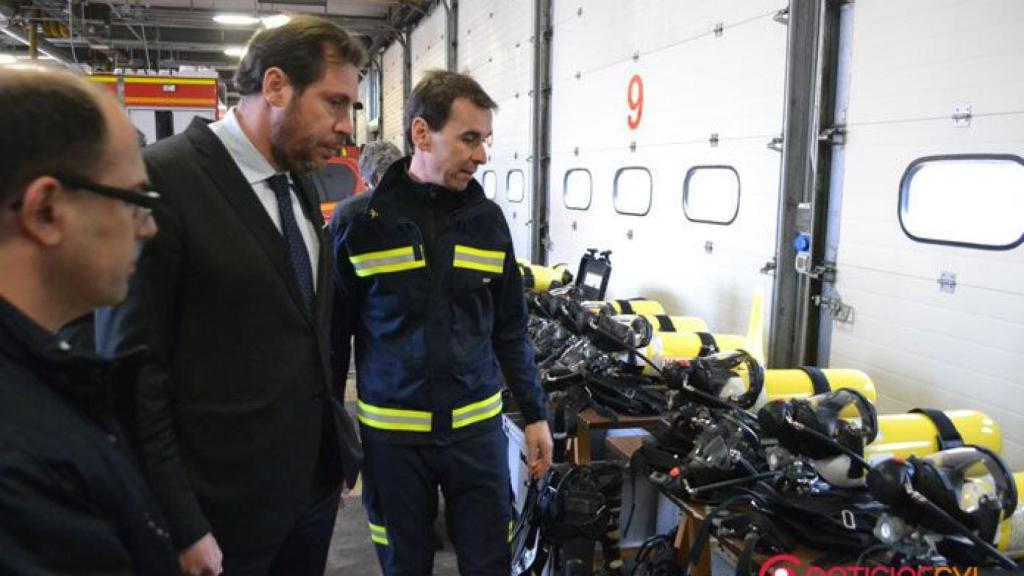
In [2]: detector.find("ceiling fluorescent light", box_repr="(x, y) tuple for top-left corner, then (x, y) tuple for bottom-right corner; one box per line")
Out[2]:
(223, 46), (247, 58)
(213, 13), (260, 25)
(261, 14), (290, 28)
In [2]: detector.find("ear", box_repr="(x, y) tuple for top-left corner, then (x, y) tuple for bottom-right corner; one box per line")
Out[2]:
(15, 176), (67, 247)
(263, 66), (292, 108)
(410, 117), (433, 152)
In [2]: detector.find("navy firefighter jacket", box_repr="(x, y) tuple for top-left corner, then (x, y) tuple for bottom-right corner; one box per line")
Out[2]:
(331, 159), (549, 444)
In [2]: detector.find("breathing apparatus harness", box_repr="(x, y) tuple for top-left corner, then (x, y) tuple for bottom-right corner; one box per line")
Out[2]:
(511, 463), (626, 576)
(757, 388), (878, 486)
(867, 445), (1019, 570)
(631, 531), (684, 576)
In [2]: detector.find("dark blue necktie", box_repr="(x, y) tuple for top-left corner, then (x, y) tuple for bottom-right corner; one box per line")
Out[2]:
(266, 174), (314, 313)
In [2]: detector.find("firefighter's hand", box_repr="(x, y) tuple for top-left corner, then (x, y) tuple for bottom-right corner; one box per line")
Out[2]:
(525, 420), (553, 479)
(178, 533), (223, 576)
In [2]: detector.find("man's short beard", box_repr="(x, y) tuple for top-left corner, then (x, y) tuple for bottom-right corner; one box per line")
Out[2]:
(270, 101), (316, 175)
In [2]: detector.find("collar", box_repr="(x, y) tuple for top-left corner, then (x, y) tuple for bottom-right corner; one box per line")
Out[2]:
(0, 296), (74, 365)
(372, 157), (487, 213)
(208, 108), (280, 185)
(0, 297), (148, 409)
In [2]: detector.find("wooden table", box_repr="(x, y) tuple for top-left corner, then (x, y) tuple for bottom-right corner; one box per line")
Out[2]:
(573, 408), (663, 463)
(604, 436), (822, 576)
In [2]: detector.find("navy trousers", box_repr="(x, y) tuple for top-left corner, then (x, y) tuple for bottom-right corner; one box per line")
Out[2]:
(362, 427), (511, 575)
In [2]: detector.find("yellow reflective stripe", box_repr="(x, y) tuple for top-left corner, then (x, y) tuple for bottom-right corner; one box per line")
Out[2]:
(350, 246), (414, 264)
(452, 391), (503, 429)
(368, 522), (389, 546)
(455, 244), (505, 260)
(355, 259), (426, 277)
(357, 400), (432, 432)
(349, 245), (426, 278)
(508, 520), (514, 543)
(358, 393), (502, 432)
(453, 244), (505, 274)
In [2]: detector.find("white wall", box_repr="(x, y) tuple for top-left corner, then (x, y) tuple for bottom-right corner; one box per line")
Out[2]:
(459, 0), (537, 260)
(830, 0), (1024, 468)
(546, 0), (787, 339)
(410, 3), (448, 85)
(381, 40), (406, 151)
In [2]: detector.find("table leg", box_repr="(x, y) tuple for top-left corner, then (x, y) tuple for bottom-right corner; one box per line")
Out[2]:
(674, 510), (710, 576)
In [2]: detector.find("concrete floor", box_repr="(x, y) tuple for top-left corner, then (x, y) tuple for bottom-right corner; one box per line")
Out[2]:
(324, 496), (459, 576)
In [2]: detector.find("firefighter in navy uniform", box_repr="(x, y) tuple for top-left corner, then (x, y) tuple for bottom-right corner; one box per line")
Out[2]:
(332, 70), (553, 575)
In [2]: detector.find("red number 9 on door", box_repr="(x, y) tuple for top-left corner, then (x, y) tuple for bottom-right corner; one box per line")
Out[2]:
(627, 74), (644, 130)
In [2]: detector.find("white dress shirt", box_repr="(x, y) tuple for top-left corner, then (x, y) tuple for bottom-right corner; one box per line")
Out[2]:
(209, 108), (320, 291)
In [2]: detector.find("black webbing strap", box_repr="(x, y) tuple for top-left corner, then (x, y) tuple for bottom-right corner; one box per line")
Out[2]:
(910, 408), (965, 450)
(519, 262), (535, 288)
(615, 299), (635, 314)
(696, 332), (718, 356)
(654, 314), (675, 333)
(552, 394), (570, 463)
(681, 509), (719, 576)
(799, 366), (832, 395)
(734, 531), (765, 576)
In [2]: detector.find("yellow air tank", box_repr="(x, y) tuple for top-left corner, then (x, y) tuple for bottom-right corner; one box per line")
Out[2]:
(757, 368), (877, 410)
(585, 298), (666, 316)
(638, 313), (710, 334)
(864, 410), (1002, 462)
(631, 288), (766, 373)
(517, 259), (573, 292)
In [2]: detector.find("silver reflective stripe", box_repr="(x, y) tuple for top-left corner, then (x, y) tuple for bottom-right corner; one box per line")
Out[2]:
(353, 253), (416, 270)
(452, 394), (503, 428)
(455, 252), (502, 267)
(356, 401), (432, 432)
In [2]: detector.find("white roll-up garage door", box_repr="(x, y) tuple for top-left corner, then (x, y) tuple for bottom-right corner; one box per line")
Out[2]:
(410, 4), (448, 85)
(828, 0), (1024, 468)
(546, 0), (787, 338)
(381, 40), (406, 151)
(458, 0), (536, 260)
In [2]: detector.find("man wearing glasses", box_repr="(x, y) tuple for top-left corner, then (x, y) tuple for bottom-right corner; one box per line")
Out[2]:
(97, 15), (366, 576)
(0, 64), (173, 573)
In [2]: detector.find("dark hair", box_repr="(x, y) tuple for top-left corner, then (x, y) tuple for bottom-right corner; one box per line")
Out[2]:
(404, 70), (498, 149)
(0, 67), (109, 205)
(234, 15), (368, 96)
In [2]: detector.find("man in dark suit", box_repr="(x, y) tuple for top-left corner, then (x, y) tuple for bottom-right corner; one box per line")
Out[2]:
(96, 16), (366, 576)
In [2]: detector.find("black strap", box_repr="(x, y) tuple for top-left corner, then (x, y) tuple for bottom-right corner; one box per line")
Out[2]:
(696, 332), (718, 356)
(519, 262), (535, 288)
(552, 393), (569, 463)
(910, 408), (965, 450)
(615, 299), (634, 314)
(735, 531), (764, 576)
(799, 366), (832, 395)
(654, 314), (675, 333)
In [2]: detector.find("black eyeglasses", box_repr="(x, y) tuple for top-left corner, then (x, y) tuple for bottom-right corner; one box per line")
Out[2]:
(10, 174), (161, 222)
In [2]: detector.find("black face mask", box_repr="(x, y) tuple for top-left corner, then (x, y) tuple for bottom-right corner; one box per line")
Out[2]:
(684, 349), (765, 409)
(869, 445), (1017, 545)
(759, 388), (877, 456)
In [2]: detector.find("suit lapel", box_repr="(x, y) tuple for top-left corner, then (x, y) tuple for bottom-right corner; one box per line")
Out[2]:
(184, 119), (313, 326)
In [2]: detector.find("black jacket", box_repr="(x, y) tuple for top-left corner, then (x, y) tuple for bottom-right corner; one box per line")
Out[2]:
(0, 297), (177, 575)
(331, 159), (548, 445)
(95, 118), (361, 556)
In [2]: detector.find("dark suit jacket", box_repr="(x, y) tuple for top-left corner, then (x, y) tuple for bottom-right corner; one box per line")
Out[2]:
(95, 118), (361, 556)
